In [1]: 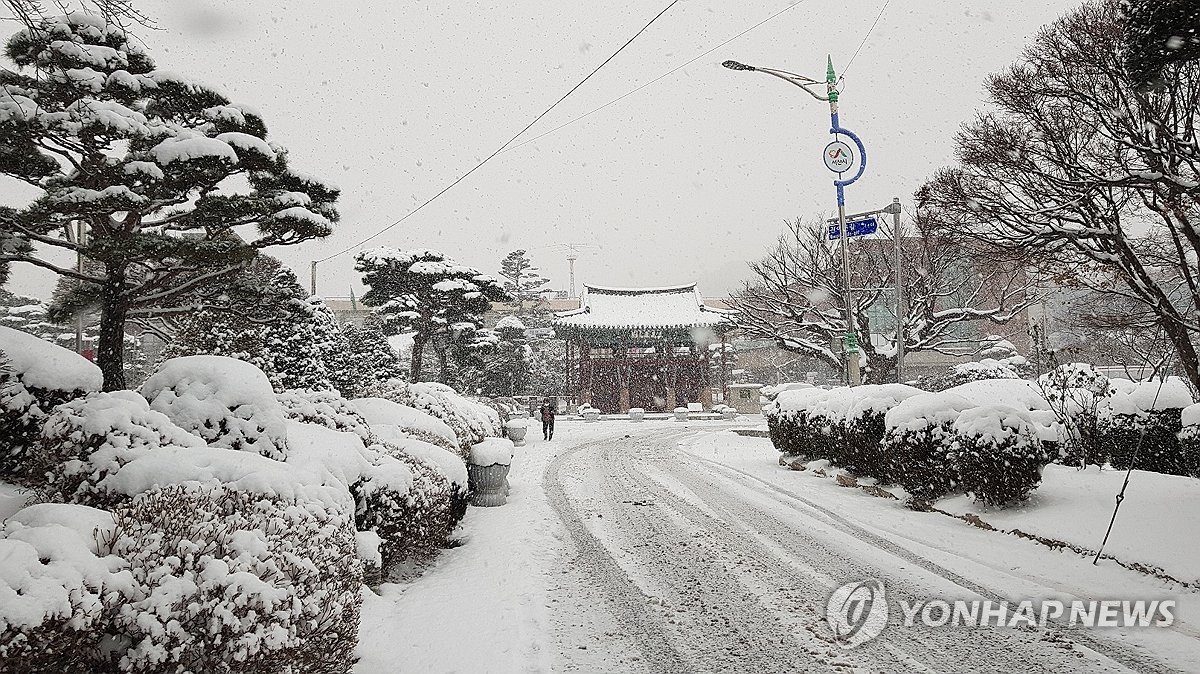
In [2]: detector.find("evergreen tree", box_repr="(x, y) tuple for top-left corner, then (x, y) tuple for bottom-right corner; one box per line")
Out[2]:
(480, 316), (532, 397)
(165, 260), (358, 394)
(0, 14), (338, 390)
(343, 315), (407, 390)
(498, 249), (549, 312)
(356, 248), (508, 383)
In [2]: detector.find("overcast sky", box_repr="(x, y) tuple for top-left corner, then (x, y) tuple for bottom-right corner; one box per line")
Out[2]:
(2, 0), (1082, 300)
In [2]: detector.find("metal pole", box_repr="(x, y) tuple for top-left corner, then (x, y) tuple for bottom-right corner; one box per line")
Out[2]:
(829, 58), (860, 386)
(75, 220), (85, 356)
(568, 255), (577, 299)
(892, 197), (904, 383)
(310, 260), (318, 296)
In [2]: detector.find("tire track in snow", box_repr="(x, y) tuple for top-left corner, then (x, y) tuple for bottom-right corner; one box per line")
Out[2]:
(677, 449), (1182, 673)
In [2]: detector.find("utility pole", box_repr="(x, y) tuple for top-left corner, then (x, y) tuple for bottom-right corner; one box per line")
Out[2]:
(568, 255), (577, 299)
(310, 260), (318, 296)
(888, 197), (905, 383)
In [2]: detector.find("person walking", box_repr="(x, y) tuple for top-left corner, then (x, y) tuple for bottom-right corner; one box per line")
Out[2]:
(539, 398), (556, 441)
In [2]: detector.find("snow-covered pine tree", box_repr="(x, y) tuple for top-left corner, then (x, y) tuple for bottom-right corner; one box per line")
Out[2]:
(0, 14), (339, 390)
(356, 248), (509, 383)
(165, 259), (337, 392)
(480, 315), (532, 397)
(342, 315), (407, 390)
(498, 249), (549, 312)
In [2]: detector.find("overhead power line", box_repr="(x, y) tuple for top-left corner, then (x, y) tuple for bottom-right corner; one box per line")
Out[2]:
(316, 0), (682, 263)
(838, 0), (891, 86)
(500, 0), (812, 154)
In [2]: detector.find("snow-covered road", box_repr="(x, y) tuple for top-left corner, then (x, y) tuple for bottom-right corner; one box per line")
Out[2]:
(358, 421), (1198, 673)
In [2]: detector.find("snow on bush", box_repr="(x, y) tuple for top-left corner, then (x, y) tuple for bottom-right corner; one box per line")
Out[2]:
(950, 404), (1050, 505)
(1180, 403), (1200, 477)
(140, 356), (289, 461)
(469, 438), (514, 467)
(29, 391), (205, 508)
(764, 385), (921, 480)
(358, 381), (503, 456)
(1099, 378), (1195, 476)
(0, 325), (103, 394)
(883, 392), (976, 505)
(371, 425), (468, 532)
(351, 396), (459, 450)
(0, 327), (102, 480)
(0, 503), (124, 673)
(278, 388), (377, 445)
(1035, 363), (1113, 467)
(371, 425), (468, 492)
(103, 482), (361, 674)
(351, 445), (455, 565)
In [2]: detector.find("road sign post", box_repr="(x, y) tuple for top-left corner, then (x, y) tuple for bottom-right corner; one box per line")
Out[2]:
(824, 57), (867, 386)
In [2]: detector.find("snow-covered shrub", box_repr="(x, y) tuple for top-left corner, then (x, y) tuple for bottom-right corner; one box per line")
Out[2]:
(836, 385), (923, 481)
(0, 504), (125, 673)
(364, 381), (502, 450)
(29, 391), (205, 508)
(1180, 404), (1200, 478)
(950, 405), (1050, 505)
(352, 396), (460, 450)
(0, 326), (102, 480)
(884, 392), (975, 505)
(1037, 363), (1114, 467)
(140, 355), (289, 461)
(1099, 378), (1193, 476)
(351, 446), (454, 564)
(763, 387), (835, 457)
(104, 482), (361, 674)
(765, 385), (922, 481)
(278, 388), (377, 445)
(372, 426), (469, 531)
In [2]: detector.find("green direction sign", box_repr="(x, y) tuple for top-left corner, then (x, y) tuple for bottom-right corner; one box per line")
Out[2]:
(844, 332), (859, 353)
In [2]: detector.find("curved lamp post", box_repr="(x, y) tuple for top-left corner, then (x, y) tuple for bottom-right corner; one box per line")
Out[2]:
(723, 57), (866, 386)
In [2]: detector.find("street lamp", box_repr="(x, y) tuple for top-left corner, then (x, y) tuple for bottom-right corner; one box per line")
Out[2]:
(723, 56), (867, 386)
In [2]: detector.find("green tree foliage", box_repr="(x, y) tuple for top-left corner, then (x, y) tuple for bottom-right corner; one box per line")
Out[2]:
(498, 249), (549, 310)
(0, 14), (338, 390)
(356, 248), (508, 383)
(166, 259), (360, 394)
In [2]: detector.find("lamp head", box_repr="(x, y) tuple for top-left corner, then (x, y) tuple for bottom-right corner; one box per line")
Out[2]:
(722, 60), (756, 72)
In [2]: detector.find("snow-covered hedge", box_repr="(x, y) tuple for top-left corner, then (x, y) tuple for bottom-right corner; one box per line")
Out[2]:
(372, 427), (469, 529)
(105, 482), (361, 674)
(883, 392), (976, 504)
(278, 388), (377, 445)
(1099, 378), (1194, 476)
(0, 327), (102, 480)
(351, 396), (459, 450)
(0, 503), (123, 673)
(358, 381), (502, 456)
(950, 404), (1050, 505)
(1, 482), (362, 674)
(29, 391), (206, 508)
(764, 385), (922, 479)
(352, 445), (455, 565)
(1036, 363), (1114, 467)
(1180, 404), (1200, 477)
(140, 355), (290, 461)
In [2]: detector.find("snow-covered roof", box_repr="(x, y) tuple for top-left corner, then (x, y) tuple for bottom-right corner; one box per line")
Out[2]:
(553, 284), (730, 332)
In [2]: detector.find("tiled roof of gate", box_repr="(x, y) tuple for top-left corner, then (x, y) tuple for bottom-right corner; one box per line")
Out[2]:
(552, 284), (730, 331)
